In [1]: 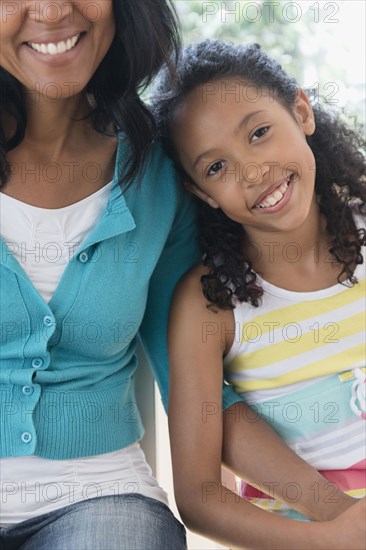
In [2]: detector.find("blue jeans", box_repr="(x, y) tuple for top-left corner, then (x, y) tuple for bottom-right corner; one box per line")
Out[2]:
(0, 494), (187, 550)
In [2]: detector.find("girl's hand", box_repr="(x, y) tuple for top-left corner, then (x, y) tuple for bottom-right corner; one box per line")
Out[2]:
(328, 498), (366, 549)
(317, 492), (361, 521)
(222, 401), (361, 522)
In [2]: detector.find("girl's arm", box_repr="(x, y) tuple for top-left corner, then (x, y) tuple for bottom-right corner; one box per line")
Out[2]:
(222, 403), (356, 521)
(168, 267), (366, 549)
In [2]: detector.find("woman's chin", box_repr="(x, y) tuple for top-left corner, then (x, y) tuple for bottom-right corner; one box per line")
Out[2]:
(23, 78), (87, 101)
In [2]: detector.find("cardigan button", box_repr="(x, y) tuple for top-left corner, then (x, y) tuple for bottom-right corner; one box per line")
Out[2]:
(31, 358), (44, 369)
(22, 385), (34, 396)
(21, 432), (32, 444)
(79, 252), (89, 263)
(43, 315), (55, 327)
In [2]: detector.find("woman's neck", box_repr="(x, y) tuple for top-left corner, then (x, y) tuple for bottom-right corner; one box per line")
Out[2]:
(22, 92), (93, 159)
(2, 92), (118, 209)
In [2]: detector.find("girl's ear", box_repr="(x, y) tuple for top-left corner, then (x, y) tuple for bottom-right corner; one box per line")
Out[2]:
(294, 89), (316, 136)
(183, 181), (220, 209)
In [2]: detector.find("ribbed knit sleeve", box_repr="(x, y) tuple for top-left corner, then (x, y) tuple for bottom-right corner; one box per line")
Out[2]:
(138, 183), (242, 412)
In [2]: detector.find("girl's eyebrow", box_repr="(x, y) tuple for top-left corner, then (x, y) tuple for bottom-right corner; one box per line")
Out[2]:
(234, 109), (267, 135)
(192, 109), (266, 171)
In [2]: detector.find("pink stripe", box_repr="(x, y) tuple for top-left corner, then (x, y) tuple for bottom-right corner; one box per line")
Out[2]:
(319, 459), (366, 492)
(241, 460), (366, 499)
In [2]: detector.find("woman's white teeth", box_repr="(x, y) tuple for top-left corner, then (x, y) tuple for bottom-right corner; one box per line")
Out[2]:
(257, 177), (290, 209)
(29, 34), (80, 56)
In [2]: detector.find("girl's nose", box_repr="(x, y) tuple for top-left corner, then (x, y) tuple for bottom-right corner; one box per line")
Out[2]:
(243, 162), (271, 188)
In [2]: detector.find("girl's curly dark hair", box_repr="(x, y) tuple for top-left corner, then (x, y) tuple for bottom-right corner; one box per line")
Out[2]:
(153, 39), (366, 309)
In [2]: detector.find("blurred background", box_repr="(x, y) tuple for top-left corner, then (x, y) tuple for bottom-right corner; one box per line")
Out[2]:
(152, 1), (365, 549)
(173, 0), (365, 127)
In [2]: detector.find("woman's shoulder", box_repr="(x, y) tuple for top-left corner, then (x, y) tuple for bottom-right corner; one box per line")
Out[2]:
(136, 139), (186, 203)
(121, 137), (193, 221)
(145, 140), (176, 179)
(116, 135), (177, 186)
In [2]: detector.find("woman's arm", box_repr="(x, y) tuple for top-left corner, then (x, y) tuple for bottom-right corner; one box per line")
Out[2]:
(168, 267), (365, 549)
(138, 165), (241, 411)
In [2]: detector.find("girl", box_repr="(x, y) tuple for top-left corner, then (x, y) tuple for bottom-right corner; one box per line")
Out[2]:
(1, 3), (349, 548)
(154, 39), (366, 548)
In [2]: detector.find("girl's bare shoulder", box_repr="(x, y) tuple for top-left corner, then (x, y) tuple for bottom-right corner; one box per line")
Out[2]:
(170, 264), (235, 358)
(173, 263), (210, 309)
(172, 263), (232, 324)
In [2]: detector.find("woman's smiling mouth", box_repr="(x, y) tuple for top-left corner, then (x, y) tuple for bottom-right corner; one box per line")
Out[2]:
(24, 32), (86, 59)
(27, 33), (81, 56)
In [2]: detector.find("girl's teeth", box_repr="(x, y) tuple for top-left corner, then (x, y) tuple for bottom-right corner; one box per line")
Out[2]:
(256, 177), (291, 209)
(273, 190), (283, 201)
(267, 197), (277, 206)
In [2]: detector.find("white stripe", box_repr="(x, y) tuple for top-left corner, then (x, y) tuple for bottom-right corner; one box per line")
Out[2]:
(228, 331), (365, 383)
(299, 430), (365, 462)
(236, 298), (365, 355)
(303, 447), (365, 470)
(294, 418), (364, 451)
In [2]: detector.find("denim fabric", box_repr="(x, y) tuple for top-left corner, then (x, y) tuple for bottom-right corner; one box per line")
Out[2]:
(0, 494), (187, 550)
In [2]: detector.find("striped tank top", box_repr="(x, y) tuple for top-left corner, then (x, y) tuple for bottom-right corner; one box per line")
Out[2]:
(223, 211), (366, 519)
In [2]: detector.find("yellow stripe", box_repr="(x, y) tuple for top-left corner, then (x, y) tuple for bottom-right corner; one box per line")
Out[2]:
(240, 279), (365, 340)
(231, 345), (365, 392)
(339, 367), (366, 382)
(250, 499), (284, 511)
(229, 311), (365, 372)
(346, 488), (366, 497)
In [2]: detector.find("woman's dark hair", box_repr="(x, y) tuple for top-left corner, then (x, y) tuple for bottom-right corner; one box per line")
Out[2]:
(153, 39), (366, 310)
(0, 0), (181, 189)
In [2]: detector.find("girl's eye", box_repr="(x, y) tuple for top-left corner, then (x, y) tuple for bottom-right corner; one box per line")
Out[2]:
(250, 126), (270, 142)
(207, 161), (225, 176)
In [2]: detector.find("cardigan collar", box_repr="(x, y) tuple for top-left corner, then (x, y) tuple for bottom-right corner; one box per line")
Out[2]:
(0, 132), (136, 276)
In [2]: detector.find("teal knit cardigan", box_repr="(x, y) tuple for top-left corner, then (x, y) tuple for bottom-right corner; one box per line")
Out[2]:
(0, 137), (240, 459)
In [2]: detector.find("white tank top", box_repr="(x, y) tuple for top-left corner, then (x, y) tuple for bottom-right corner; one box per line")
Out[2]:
(0, 184), (168, 525)
(0, 181), (114, 303)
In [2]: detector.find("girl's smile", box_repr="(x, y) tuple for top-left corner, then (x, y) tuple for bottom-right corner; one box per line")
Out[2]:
(173, 79), (317, 240)
(252, 174), (292, 211)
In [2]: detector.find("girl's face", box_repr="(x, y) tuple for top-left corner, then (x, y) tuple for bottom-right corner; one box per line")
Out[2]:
(172, 78), (317, 240)
(0, 0), (115, 99)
